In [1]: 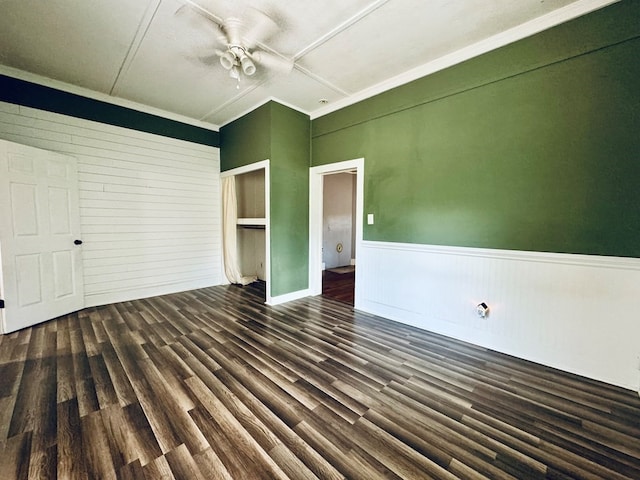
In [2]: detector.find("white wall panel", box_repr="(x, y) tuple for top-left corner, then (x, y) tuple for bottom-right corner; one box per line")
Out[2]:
(0, 101), (222, 308)
(356, 241), (640, 391)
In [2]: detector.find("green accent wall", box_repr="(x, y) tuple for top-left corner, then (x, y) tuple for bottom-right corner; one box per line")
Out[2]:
(0, 74), (219, 147)
(311, 1), (640, 258)
(219, 103), (271, 167)
(270, 103), (311, 296)
(221, 101), (311, 297)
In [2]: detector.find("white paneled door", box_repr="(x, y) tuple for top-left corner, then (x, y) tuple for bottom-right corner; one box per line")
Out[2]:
(0, 140), (84, 333)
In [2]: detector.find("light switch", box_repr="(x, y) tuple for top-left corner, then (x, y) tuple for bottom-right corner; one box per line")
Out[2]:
(367, 213), (374, 225)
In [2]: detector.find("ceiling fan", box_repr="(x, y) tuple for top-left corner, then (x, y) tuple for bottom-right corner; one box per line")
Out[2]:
(176, 1), (294, 88)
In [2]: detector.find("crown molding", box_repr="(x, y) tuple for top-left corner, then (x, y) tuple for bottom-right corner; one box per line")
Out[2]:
(218, 96), (311, 128)
(0, 65), (220, 131)
(309, 0), (619, 120)
(0, 0), (619, 128)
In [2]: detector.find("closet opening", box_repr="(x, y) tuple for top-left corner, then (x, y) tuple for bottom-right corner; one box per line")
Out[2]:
(221, 160), (270, 303)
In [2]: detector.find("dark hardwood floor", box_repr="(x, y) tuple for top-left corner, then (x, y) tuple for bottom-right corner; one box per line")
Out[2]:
(1, 282), (639, 479)
(322, 269), (355, 305)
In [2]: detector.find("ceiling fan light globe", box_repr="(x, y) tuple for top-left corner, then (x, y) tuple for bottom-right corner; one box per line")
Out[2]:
(219, 50), (235, 70)
(241, 57), (256, 76)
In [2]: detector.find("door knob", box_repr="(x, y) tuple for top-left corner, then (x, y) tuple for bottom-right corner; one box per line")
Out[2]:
(74, 239), (83, 245)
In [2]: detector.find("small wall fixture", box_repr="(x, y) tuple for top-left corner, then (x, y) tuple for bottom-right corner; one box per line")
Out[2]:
(476, 302), (489, 318)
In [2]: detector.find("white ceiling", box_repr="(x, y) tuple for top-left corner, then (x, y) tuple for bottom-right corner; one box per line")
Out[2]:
(0, 0), (615, 130)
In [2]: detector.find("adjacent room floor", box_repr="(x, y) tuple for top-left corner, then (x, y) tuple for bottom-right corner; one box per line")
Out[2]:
(0, 282), (639, 479)
(322, 267), (355, 305)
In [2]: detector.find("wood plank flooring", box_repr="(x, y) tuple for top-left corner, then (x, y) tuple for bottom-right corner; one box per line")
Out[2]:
(322, 270), (355, 305)
(1, 282), (639, 479)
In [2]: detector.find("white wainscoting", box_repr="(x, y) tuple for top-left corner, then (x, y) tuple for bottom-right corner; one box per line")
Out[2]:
(0, 101), (222, 308)
(356, 240), (640, 391)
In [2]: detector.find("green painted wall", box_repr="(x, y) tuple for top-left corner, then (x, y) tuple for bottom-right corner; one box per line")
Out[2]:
(221, 101), (310, 297)
(270, 103), (310, 296)
(220, 103), (271, 169)
(312, 1), (640, 258)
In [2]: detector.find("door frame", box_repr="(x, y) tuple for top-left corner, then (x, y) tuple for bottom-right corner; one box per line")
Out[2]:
(309, 158), (364, 304)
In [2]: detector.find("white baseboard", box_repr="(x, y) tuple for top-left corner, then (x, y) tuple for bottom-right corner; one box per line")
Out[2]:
(267, 288), (312, 306)
(84, 277), (220, 309)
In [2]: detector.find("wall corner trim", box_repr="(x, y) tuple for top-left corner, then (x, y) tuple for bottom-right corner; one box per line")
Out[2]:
(266, 288), (312, 306)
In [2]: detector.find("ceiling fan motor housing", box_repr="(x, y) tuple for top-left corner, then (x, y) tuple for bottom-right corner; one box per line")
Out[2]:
(177, 5), (292, 82)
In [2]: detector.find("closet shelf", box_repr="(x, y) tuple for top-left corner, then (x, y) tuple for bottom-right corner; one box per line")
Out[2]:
(237, 217), (266, 226)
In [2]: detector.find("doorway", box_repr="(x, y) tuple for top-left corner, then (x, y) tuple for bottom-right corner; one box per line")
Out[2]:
(309, 158), (364, 307)
(322, 172), (356, 304)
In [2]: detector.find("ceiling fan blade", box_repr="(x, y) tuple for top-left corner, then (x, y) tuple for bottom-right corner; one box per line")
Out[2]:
(242, 8), (278, 48)
(198, 53), (222, 66)
(175, 2), (226, 46)
(251, 50), (294, 74)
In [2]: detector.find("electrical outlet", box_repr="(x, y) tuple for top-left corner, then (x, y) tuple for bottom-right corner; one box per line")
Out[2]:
(476, 302), (489, 318)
